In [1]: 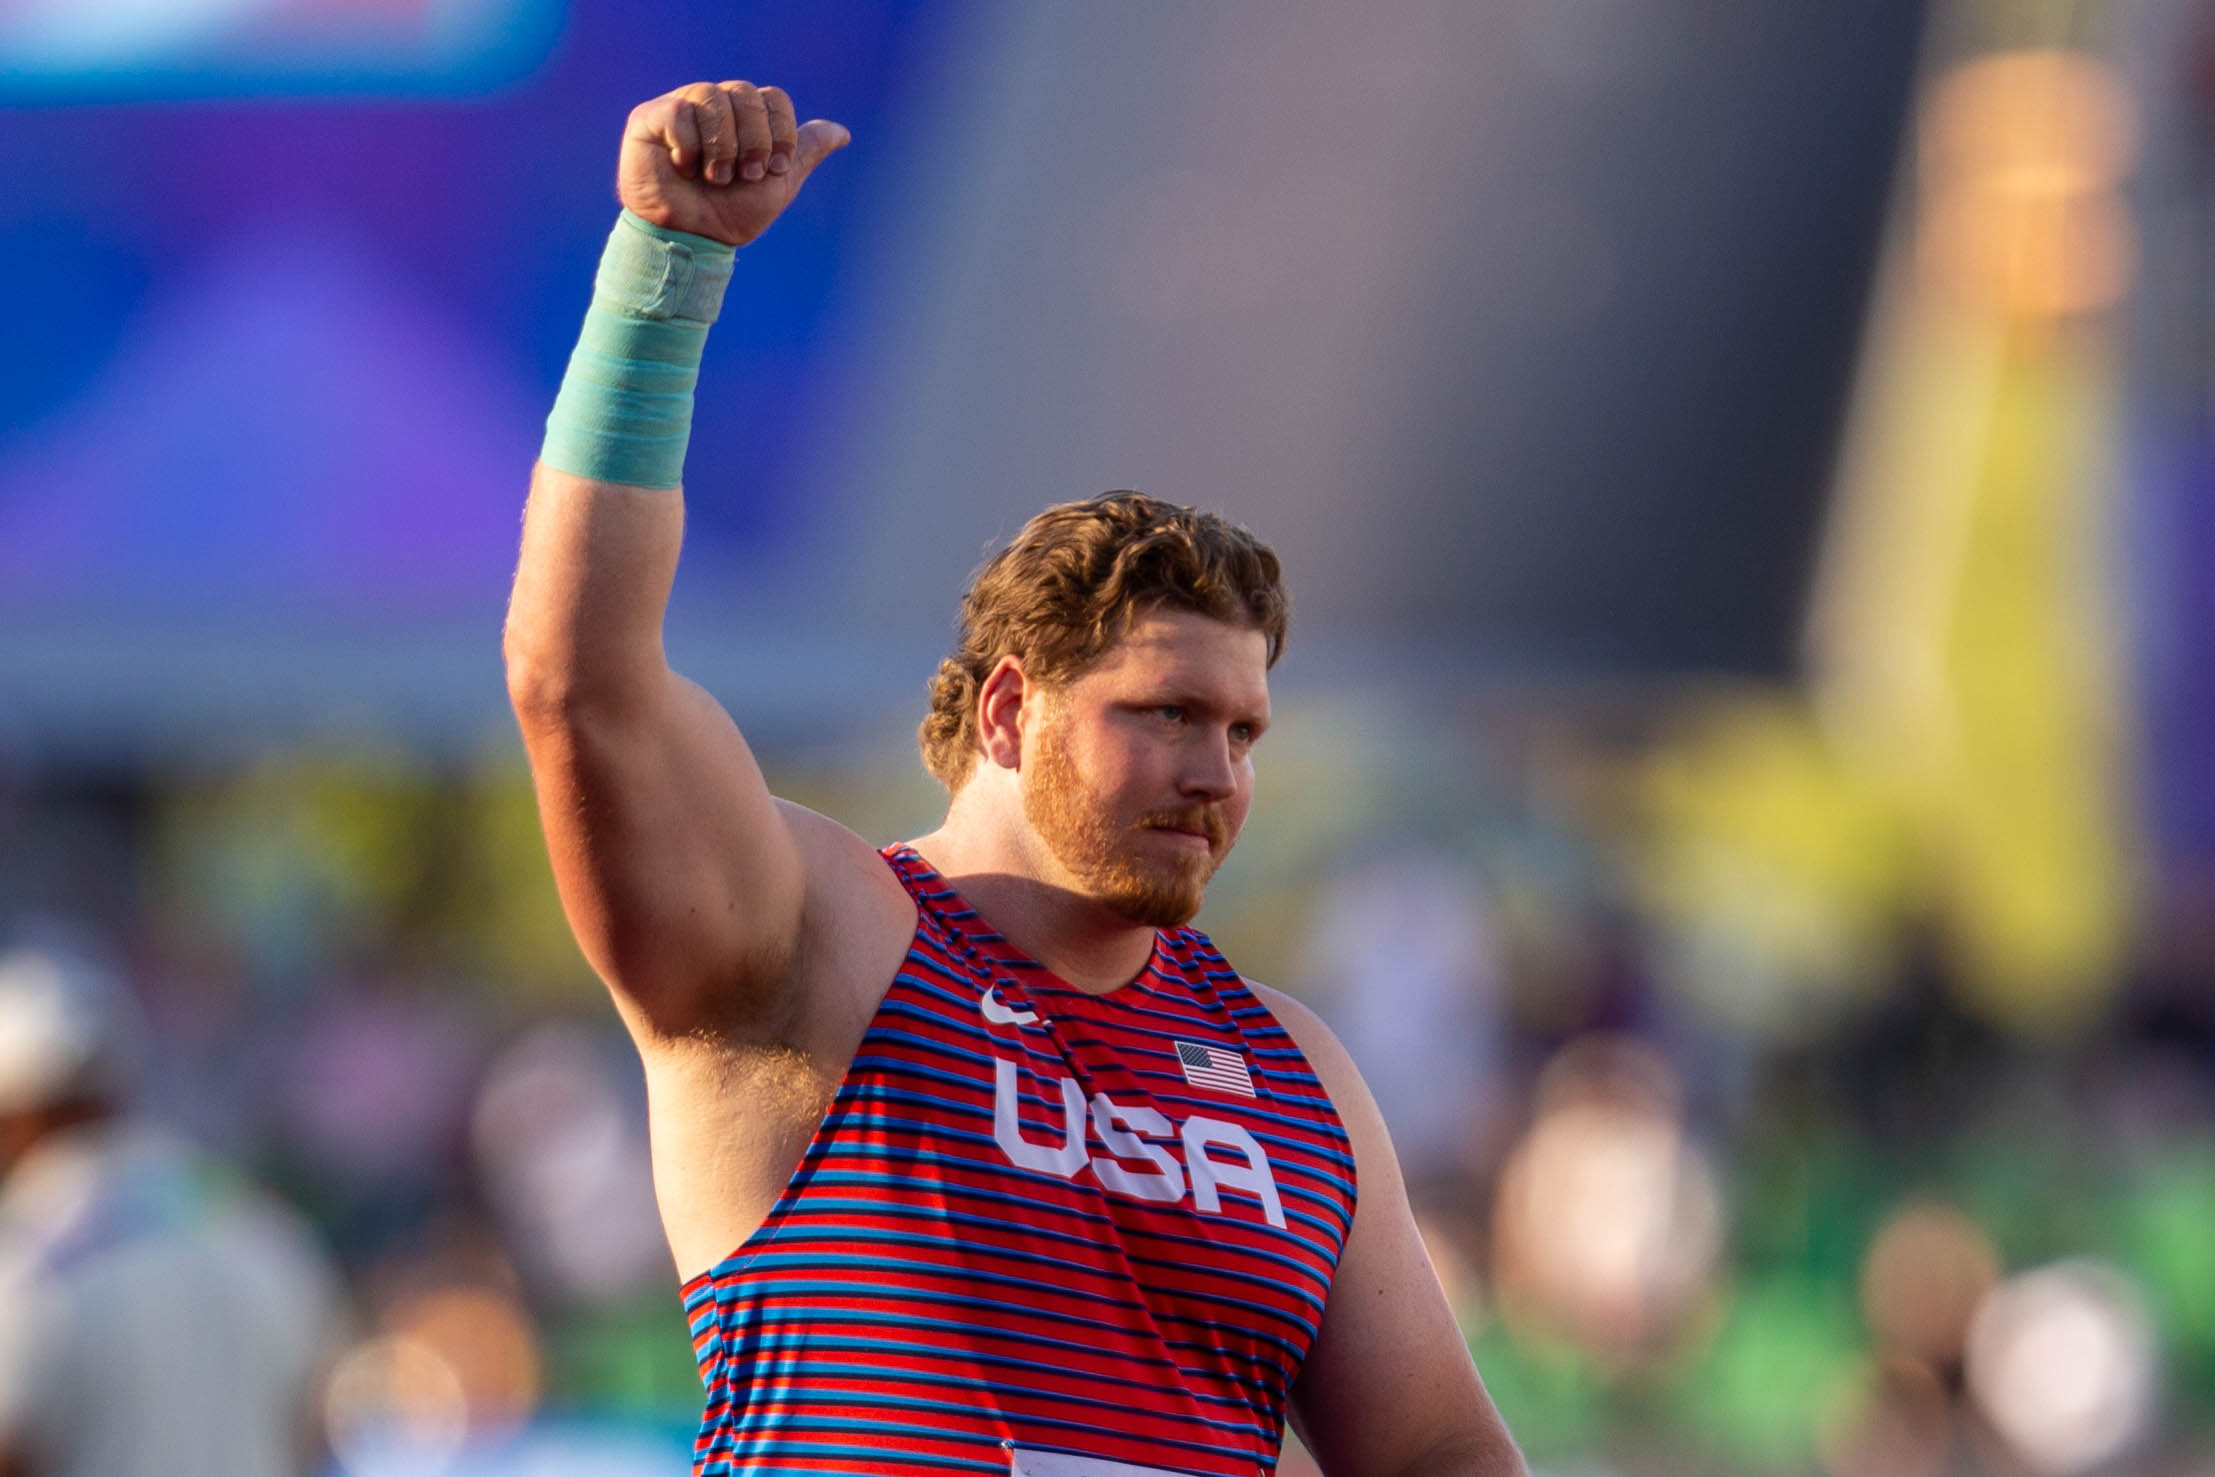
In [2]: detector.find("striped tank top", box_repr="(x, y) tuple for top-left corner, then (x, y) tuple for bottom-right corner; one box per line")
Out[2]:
(680, 844), (1358, 1477)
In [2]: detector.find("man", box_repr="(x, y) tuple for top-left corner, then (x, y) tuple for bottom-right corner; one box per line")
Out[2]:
(0, 938), (343, 1477)
(506, 78), (1525, 1477)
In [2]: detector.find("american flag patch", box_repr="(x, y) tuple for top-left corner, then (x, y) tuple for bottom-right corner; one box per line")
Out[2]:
(1175, 1040), (1256, 1097)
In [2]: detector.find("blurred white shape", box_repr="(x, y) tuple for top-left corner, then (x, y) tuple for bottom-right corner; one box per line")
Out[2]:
(1502, 1101), (1720, 1302)
(0, 939), (147, 1114)
(1965, 1260), (2157, 1475)
(324, 1334), (470, 1477)
(0, 0), (556, 92)
(318, 1419), (691, 1477)
(451, 1428), (691, 1475)
(470, 1024), (665, 1302)
(1309, 846), (1500, 1179)
(1490, 1037), (1723, 1364)
(0, 0), (271, 63)
(0, 1118), (347, 1477)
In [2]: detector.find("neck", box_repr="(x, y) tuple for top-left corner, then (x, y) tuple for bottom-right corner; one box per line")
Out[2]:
(910, 803), (1159, 995)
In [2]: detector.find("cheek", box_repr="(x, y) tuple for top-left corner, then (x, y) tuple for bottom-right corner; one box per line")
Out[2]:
(1084, 728), (1157, 788)
(1227, 770), (1254, 826)
(1109, 750), (1171, 811)
(1051, 725), (1146, 804)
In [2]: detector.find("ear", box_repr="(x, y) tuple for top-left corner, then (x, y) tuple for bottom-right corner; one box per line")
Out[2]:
(975, 655), (1031, 771)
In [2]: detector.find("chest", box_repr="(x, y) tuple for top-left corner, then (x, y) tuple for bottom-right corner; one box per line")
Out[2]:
(839, 935), (1357, 1302)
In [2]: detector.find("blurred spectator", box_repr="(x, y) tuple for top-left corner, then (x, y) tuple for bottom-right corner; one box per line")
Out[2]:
(1308, 843), (1505, 1193)
(1488, 1034), (1723, 1369)
(0, 931), (345, 1477)
(470, 1022), (666, 1307)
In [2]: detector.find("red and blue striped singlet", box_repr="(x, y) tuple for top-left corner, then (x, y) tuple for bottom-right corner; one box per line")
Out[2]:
(680, 844), (1358, 1477)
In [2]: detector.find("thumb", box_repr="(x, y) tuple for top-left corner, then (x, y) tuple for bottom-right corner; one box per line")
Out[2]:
(790, 118), (852, 181)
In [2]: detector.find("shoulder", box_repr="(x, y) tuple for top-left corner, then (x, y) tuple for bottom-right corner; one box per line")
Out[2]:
(774, 799), (914, 922)
(1241, 979), (1391, 1175)
(773, 797), (889, 872)
(772, 799), (921, 1032)
(1241, 979), (1354, 1083)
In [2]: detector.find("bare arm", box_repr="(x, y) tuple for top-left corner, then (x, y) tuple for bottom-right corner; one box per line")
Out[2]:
(1254, 986), (1528, 1477)
(507, 465), (804, 1037)
(504, 81), (850, 1041)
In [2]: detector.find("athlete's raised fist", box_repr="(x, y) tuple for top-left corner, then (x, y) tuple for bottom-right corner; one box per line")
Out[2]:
(617, 80), (850, 247)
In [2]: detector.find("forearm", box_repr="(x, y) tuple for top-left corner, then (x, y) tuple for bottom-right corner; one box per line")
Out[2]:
(505, 208), (735, 713)
(508, 80), (849, 717)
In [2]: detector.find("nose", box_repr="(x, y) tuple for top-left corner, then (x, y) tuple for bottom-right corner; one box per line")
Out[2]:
(1178, 727), (1239, 802)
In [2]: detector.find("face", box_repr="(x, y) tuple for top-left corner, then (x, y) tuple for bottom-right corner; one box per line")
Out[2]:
(1018, 608), (1271, 928)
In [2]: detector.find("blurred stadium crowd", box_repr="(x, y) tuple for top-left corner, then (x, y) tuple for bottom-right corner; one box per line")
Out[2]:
(3, 676), (2211, 1475)
(3, 0), (2214, 1475)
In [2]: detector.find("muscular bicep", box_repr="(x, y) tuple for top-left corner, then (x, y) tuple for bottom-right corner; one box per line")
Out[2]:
(507, 464), (806, 1038)
(520, 664), (807, 1037)
(1254, 986), (1525, 1477)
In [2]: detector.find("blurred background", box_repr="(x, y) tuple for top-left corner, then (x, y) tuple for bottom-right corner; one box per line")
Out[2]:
(2, 0), (2212, 1473)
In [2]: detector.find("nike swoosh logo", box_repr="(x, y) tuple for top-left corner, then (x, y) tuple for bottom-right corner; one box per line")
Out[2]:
(981, 987), (1039, 1027)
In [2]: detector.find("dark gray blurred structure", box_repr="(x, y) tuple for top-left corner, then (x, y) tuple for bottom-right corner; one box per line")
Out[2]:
(0, 0), (1930, 760)
(805, 0), (1929, 683)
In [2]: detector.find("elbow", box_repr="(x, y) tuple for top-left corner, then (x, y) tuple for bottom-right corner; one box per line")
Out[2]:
(1382, 1425), (1528, 1477)
(503, 624), (575, 728)
(503, 609), (666, 728)
(503, 621), (632, 728)
(1415, 1434), (1528, 1477)
(503, 622), (566, 721)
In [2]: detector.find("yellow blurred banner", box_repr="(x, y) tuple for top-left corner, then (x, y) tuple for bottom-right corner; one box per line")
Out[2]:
(1806, 46), (2139, 1032)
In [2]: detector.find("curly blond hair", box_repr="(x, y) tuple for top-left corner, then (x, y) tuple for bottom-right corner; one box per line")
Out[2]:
(919, 492), (1289, 790)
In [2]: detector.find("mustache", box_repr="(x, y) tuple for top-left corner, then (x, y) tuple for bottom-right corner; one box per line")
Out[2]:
(1137, 806), (1230, 847)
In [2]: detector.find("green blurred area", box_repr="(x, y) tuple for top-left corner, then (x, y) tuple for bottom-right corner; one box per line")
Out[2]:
(11, 694), (2198, 1468)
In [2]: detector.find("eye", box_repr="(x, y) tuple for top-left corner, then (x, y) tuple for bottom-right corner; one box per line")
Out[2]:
(1231, 722), (1258, 744)
(1153, 705), (1187, 724)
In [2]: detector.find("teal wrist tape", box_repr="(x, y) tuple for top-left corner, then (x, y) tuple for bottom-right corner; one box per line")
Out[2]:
(540, 210), (737, 490)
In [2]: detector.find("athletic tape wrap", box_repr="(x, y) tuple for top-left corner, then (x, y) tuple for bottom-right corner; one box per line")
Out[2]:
(540, 210), (736, 490)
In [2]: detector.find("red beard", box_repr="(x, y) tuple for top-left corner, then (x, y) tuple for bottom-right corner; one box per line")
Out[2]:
(1021, 720), (1231, 928)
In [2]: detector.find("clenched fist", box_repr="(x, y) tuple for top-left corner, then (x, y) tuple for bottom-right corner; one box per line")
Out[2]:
(618, 81), (850, 247)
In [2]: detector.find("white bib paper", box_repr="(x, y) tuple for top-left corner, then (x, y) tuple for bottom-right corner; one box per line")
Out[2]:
(1006, 1445), (1220, 1477)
